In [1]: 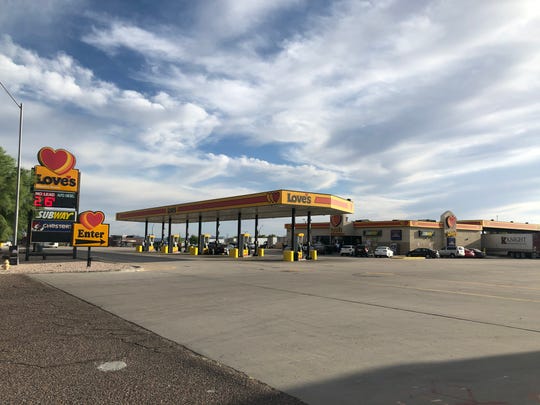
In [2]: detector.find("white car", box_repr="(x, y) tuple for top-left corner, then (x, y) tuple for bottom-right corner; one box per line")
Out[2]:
(374, 246), (393, 258)
(339, 245), (355, 256)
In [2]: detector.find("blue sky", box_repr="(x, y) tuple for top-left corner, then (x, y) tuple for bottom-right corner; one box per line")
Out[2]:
(1, 0), (539, 237)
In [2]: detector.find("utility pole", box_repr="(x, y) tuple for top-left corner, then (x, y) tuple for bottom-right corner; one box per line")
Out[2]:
(0, 81), (23, 265)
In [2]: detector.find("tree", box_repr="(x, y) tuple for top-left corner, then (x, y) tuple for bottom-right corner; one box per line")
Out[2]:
(0, 147), (33, 243)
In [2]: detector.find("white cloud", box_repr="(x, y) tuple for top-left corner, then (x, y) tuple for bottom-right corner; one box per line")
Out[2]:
(83, 21), (187, 59)
(2, 1), (540, 235)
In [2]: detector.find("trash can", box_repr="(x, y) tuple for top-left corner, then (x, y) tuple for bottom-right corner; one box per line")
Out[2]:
(283, 250), (294, 262)
(8, 247), (18, 266)
(258, 248), (265, 257)
(9, 255), (18, 266)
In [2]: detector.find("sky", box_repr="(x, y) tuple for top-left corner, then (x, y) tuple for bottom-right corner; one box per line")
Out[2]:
(1, 0), (539, 238)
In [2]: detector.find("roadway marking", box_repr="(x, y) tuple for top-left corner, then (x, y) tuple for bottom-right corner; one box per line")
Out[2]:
(354, 272), (395, 277)
(365, 282), (540, 304)
(170, 273), (540, 334)
(440, 279), (540, 292)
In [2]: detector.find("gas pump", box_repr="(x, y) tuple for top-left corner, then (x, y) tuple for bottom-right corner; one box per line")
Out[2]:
(171, 234), (179, 253)
(237, 233), (246, 257)
(203, 234), (210, 254)
(147, 234), (155, 252)
(244, 233), (250, 256)
(297, 233), (304, 260)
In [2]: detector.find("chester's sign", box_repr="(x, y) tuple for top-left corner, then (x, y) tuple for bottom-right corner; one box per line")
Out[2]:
(34, 147), (79, 192)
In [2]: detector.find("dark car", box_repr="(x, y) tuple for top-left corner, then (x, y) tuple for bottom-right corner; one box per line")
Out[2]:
(354, 244), (370, 257)
(406, 248), (439, 258)
(206, 242), (229, 255)
(312, 243), (334, 255)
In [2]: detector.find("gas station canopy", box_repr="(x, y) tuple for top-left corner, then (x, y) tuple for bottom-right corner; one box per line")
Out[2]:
(116, 189), (354, 224)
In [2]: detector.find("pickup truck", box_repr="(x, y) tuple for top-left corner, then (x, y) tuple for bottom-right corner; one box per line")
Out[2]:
(438, 246), (465, 258)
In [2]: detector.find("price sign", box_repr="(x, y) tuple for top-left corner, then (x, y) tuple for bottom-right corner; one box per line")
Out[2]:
(33, 191), (78, 209)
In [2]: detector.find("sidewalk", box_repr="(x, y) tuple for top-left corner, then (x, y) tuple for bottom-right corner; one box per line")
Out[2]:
(0, 274), (305, 404)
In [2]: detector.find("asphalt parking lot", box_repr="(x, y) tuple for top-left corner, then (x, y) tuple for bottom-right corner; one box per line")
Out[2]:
(14, 251), (540, 404)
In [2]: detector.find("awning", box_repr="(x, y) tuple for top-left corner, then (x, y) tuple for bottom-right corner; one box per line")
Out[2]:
(116, 189), (354, 224)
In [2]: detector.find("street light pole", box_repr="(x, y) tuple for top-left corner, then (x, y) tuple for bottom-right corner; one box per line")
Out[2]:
(0, 81), (23, 264)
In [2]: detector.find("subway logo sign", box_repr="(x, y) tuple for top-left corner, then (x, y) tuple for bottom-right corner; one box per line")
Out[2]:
(35, 210), (77, 221)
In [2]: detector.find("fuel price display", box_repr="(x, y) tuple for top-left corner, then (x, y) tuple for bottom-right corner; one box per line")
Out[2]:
(33, 190), (78, 209)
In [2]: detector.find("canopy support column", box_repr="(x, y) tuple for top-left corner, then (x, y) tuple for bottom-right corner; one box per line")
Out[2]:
(197, 215), (202, 254)
(144, 219), (148, 251)
(291, 207), (297, 261)
(168, 216), (172, 254)
(237, 212), (243, 257)
(253, 214), (259, 256)
(161, 220), (165, 251)
(306, 211), (312, 259)
(184, 219), (189, 253)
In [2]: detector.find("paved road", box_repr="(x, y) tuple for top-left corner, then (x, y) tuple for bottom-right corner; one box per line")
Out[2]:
(30, 251), (540, 404)
(0, 272), (305, 404)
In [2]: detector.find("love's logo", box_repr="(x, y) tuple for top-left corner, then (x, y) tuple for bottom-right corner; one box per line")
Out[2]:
(330, 215), (342, 228)
(266, 191), (281, 204)
(37, 147), (76, 175)
(79, 211), (105, 230)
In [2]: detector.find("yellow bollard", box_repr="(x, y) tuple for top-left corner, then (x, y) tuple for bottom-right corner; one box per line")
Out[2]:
(311, 250), (318, 260)
(2, 259), (10, 270)
(283, 250), (294, 262)
(230, 248), (239, 258)
(258, 248), (265, 257)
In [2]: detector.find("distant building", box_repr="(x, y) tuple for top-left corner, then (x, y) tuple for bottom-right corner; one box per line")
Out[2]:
(286, 212), (540, 255)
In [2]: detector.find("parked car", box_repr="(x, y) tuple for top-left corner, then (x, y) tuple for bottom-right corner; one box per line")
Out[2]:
(406, 248), (439, 258)
(374, 246), (393, 258)
(354, 244), (370, 257)
(340, 245), (355, 256)
(464, 248), (476, 258)
(42, 242), (59, 248)
(438, 246), (465, 258)
(206, 242), (229, 255)
(312, 242), (333, 255)
(470, 248), (486, 258)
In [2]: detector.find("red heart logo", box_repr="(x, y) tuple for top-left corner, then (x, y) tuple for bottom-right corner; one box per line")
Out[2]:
(330, 215), (342, 227)
(38, 147), (76, 175)
(267, 191), (281, 204)
(79, 211), (105, 230)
